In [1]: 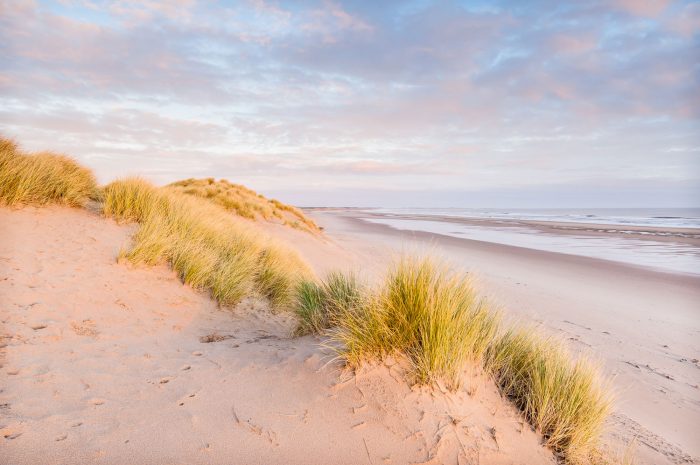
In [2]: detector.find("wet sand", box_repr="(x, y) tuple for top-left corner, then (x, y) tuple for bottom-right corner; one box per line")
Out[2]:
(315, 208), (700, 246)
(306, 209), (700, 465)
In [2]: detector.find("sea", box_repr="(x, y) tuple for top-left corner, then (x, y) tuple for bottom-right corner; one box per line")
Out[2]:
(358, 208), (700, 276)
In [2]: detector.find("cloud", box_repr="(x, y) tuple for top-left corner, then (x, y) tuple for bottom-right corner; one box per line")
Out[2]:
(614, 0), (672, 17)
(666, 2), (700, 37)
(0, 0), (697, 206)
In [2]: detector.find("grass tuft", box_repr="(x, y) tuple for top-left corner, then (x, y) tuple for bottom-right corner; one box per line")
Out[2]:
(103, 177), (312, 309)
(335, 257), (498, 389)
(0, 137), (97, 207)
(296, 258), (498, 389)
(294, 272), (364, 336)
(486, 328), (612, 462)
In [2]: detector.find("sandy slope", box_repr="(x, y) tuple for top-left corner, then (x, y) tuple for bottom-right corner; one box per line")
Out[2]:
(0, 206), (554, 465)
(304, 210), (700, 465)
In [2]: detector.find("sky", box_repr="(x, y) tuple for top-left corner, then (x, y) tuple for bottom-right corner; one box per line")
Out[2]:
(1, 0), (699, 207)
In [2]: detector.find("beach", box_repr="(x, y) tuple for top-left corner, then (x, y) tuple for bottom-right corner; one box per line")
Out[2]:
(3, 1), (696, 462)
(1, 202), (698, 465)
(303, 208), (700, 465)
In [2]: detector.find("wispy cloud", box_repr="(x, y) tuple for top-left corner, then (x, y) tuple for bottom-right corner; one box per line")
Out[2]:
(0, 0), (697, 206)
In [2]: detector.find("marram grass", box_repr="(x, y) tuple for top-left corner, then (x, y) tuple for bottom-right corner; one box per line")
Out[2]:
(0, 138), (313, 310)
(0, 137), (97, 207)
(103, 177), (312, 309)
(294, 272), (364, 336)
(167, 177), (319, 232)
(298, 258), (498, 388)
(486, 328), (613, 463)
(295, 256), (612, 463)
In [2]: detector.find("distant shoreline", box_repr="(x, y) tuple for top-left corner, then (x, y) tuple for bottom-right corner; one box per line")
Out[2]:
(309, 208), (700, 283)
(304, 207), (700, 245)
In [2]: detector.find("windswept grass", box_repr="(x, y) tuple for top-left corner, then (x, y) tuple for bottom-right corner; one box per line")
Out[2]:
(295, 256), (612, 463)
(294, 272), (364, 336)
(298, 258), (498, 389)
(167, 177), (319, 232)
(376, 257), (498, 388)
(0, 137), (313, 309)
(486, 328), (612, 462)
(103, 177), (312, 309)
(0, 137), (97, 207)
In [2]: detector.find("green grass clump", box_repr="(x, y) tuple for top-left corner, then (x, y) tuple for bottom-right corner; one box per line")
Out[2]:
(103, 177), (312, 309)
(294, 280), (327, 335)
(167, 177), (319, 232)
(486, 329), (612, 462)
(0, 137), (97, 207)
(294, 258), (498, 389)
(333, 257), (498, 389)
(294, 272), (364, 336)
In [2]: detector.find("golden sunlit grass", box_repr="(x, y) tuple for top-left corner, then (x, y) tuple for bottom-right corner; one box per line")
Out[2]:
(167, 177), (319, 232)
(0, 137), (97, 207)
(103, 177), (313, 309)
(486, 328), (613, 463)
(298, 258), (498, 388)
(295, 256), (612, 463)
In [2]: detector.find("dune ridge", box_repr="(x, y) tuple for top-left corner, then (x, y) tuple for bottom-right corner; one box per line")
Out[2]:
(102, 177), (312, 309)
(167, 177), (319, 232)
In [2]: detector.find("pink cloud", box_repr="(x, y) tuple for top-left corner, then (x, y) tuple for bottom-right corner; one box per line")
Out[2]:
(666, 2), (700, 37)
(316, 159), (446, 176)
(301, 0), (373, 43)
(614, 0), (671, 17)
(107, 0), (197, 25)
(550, 34), (598, 55)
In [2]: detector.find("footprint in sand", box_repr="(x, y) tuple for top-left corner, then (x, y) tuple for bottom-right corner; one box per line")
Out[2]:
(159, 377), (174, 384)
(192, 351), (203, 356)
(30, 324), (47, 330)
(71, 320), (98, 337)
(181, 365), (191, 371)
(1, 425), (23, 440)
(55, 434), (67, 441)
(352, 421), (367, 430)
(88, 398), (105, 406)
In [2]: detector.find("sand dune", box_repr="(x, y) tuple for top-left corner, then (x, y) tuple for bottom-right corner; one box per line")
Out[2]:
(0, 206), (555, 464)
